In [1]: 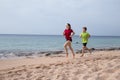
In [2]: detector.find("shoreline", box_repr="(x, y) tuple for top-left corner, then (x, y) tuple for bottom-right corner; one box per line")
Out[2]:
(0, 50), (120, 80)
(0, 47), (120, 59)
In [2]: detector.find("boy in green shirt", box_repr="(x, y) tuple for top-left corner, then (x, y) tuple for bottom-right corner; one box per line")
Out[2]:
(80, 27), (91, 57)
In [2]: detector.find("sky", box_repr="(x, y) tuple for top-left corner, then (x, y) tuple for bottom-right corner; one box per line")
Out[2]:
(0, 0), (120, 36)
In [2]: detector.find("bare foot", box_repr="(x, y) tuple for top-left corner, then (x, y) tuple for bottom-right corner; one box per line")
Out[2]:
(89, 49), (92, 54)
(72, 53), (75, 59)
(81, 54), (84, 57)
(66, 53), (68, 58)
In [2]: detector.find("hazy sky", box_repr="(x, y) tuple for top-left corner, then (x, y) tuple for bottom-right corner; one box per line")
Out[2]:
(0, 0), (120, 36)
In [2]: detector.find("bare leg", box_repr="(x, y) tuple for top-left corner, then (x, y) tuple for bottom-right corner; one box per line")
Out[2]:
(64, 41), (69, 58)
(68, 41), (75, 59)
(85, 47), (91, 54)
(81, 46), (85, 57)
(81, 46), (91, 57)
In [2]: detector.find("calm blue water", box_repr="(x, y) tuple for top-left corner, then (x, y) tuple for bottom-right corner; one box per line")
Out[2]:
(0, 34), (120, 59)
(0, 34), (120, 51)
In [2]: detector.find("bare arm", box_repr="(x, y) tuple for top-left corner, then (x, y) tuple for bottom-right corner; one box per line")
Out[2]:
(80, 34), (82, 38)
(88, 34), (91, 38)
(63, 32), (65, 36)
(71, 31), (75, 37)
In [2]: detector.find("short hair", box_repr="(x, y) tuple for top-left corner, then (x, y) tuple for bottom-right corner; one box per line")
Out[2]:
(83, 27), (87, 31)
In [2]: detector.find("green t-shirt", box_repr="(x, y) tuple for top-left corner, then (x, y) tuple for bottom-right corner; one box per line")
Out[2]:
(80, 32), (90, 43)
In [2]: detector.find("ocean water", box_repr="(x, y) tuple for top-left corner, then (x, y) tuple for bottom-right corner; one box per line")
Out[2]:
(0, 34), (120, 59)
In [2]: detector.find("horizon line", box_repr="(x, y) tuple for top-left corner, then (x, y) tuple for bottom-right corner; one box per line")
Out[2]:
(0, 34), (120, 37)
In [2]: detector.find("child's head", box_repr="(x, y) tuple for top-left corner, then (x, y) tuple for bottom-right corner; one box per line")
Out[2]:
(66, 23), (71, 29)
(83, 27), (87, 32)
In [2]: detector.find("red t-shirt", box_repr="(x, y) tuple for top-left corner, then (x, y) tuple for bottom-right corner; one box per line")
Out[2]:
(64, 29), (73, 41)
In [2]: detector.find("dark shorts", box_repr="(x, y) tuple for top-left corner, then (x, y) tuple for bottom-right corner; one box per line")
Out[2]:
(83, 43), (87, 47)
(66, 39), (72, 42)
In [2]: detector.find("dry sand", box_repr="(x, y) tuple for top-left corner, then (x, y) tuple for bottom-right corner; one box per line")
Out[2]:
(0, 51), (120, 80)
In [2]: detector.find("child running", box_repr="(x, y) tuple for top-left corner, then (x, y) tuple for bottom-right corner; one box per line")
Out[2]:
(80, 27), (91, 57)
(63, 23), (75, 59)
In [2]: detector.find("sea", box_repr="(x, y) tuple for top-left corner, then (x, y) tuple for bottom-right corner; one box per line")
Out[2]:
(0, 34), (120, 59)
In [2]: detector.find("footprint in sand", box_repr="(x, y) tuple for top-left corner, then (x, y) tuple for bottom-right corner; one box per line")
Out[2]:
(71, 77), (79, 80)
(47, 68), (55, 74)
(0, 75), (5, 80)
(107, 63), (114, 67)
(57, 74), (69, 80)
(104, 68), (116, 74)
(19, 77), (26, 80)
(26, 71), (33, 78)
(83, 75), (91, 80)
(91, 66), (102, 72)
(114, 65), (120, 70)
(116, 73), (120, 80)
(96, 74), (109, 80)
(73, 69), (86, 75)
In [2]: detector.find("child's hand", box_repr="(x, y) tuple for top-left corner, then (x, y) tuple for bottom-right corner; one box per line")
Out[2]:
(70, 35), (73, 37)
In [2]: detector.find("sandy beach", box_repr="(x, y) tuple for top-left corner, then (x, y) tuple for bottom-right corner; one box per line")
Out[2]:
(0, 51), (120, 80)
